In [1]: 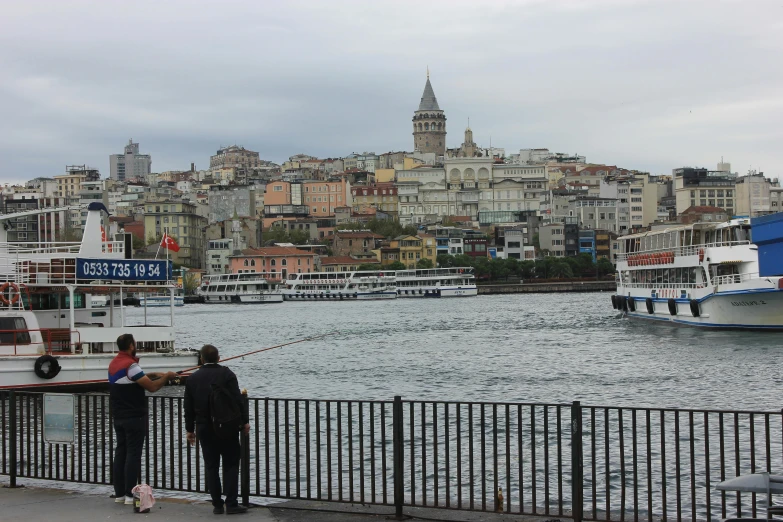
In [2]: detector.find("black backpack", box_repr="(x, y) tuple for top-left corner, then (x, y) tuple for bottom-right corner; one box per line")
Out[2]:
(208, 367), (243, 439)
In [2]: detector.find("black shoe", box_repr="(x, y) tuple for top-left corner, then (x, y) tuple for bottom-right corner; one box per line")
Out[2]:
(226, 505), (248, 515)
(213, 505), (225, 514)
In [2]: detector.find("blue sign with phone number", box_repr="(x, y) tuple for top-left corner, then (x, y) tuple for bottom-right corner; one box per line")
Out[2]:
(76, 258), (171, 281)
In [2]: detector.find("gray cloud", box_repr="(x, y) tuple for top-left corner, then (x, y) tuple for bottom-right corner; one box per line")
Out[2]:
(1, 0), (781, 183)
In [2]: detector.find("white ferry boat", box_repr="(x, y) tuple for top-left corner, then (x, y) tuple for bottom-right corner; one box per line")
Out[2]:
(199, 272), (283, 304)
(0, 203), (198, 390)
(612, 218), (783, 329)
(138, 294), (184, 307)
(283, 271), (397, 300)
(394, 267), (477, 297)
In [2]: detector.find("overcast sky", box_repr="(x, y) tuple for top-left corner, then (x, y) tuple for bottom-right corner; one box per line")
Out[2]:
(1, 0), (781, 184)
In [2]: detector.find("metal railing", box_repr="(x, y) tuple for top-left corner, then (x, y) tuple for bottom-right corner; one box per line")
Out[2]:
(1, 392), (780, 521)
(617, 241), (751, 262)
(0, 329), (81, 356)
(712, 272), (760, 286)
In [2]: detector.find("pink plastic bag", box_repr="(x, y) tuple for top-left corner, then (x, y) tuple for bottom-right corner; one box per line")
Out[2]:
(131, 483), (156, 513)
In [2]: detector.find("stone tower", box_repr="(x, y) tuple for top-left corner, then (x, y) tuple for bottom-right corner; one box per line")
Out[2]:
(412, 72), (446, 156)
(458, 124), (477, 158)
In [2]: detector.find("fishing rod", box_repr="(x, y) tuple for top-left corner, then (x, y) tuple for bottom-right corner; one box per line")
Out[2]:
(175, 332), (337, 375)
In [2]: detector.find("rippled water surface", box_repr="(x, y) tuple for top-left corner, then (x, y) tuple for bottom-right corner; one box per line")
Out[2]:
(127, 293), (783, 410)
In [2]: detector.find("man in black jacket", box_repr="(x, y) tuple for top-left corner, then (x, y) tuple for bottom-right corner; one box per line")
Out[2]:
(184, 345), (249, 515)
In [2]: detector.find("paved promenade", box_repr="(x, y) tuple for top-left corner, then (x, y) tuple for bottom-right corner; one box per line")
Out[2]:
(0, 481), (548, 522)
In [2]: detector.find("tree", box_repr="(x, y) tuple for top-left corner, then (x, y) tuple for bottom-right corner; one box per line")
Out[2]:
(387, 261), (406, 270)
(131, 235), (144, 251)
(519, 260), (535, 279)
(596, 257), (615, 277)
(182, 272), (200, 295)
(416, 258), (434, 269)
(549, 259), (574, 279)
(357, 263), (382, 271)
(147, 232), (163, 246)
(437, 254), (454, 268)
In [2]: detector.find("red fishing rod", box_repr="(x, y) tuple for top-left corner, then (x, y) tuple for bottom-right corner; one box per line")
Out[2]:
(176, 332), (336, 375)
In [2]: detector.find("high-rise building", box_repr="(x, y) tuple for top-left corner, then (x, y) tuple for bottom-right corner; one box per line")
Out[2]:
(412, 72), (447, 156)
(110, 139), (151, 181)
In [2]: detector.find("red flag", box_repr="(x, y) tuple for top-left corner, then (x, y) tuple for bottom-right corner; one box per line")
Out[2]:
(160, 234), (180, 252)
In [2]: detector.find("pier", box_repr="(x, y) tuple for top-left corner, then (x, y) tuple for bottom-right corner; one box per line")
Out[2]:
(478, 280), (616, 294)
(1, 390), (778, 521)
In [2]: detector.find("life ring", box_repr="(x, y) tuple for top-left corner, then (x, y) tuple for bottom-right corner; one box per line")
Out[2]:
(0, 282), (21, 305)
(34, 355), (61, 380)
(698, 249), (705, 262)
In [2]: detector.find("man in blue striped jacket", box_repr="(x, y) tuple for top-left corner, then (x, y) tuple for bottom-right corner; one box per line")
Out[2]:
(109, 333), (176, 505)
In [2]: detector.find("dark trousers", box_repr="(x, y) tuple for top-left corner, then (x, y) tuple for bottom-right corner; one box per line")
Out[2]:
(113, 416), (147, 498)
(196, 423), (240, 508)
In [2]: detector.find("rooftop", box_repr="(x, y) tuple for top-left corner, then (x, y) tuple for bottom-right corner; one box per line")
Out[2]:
(417, 77), (441, 112)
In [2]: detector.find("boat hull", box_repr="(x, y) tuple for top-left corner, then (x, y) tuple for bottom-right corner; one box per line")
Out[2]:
(397, 286), (478, 297)
(204, 293), (284, 304)
(0, 351), (200, 390)
(620, 289), (783, 329)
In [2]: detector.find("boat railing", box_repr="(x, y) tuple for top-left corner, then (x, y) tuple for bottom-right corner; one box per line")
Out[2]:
(617, 240), (751, 262)
(619, 282), (706, 290)
(0, 240), (125, 257)
(0, 328), (82, 356)
(712, 272), (760, 286)
(1, 242), (126, 285)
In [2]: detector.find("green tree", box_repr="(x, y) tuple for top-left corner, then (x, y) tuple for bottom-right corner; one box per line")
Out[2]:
(147, 232), (162, 246)
(182, 272), (200, 295)
(437, 254), (454, 268)
(131, 235), (144, 250)
(519, 260), (535, 279)
(387, 261), (406, 270)
(288, 228), (310, 244)
(549, 259), (574, 279)
(357, 263), (382, 271)
(416, 258), (434, 269)
(596, 257), (615, 277)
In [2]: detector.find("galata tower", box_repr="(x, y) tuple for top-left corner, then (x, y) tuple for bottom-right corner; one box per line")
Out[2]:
(412, 71), (446, 156)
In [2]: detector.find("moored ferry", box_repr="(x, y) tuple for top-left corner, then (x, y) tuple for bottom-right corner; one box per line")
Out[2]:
(199, 272), (284, 303)
(283, 271), (397, 300)
(138, 294), (184, 307)
(0, 203), (198, 390)
(394, 267), (477, 297)
(612, 218), (783, 329)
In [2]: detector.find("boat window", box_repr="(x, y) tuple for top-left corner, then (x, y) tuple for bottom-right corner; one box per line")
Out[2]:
(0, 317), (31, 345)
(91, 311), (107, 317)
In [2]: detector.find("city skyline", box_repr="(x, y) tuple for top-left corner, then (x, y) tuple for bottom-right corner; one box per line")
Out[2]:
(1, 0), (781, 183)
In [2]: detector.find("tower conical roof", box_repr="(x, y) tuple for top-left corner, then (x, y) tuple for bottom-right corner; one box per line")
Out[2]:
(418, 78), (441, 111)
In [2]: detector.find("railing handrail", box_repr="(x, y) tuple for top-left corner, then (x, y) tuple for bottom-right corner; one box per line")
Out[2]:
(617, 240), (752, 261)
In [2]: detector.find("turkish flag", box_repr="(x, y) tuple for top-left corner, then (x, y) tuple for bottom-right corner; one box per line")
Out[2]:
(160, 234), (180, 252)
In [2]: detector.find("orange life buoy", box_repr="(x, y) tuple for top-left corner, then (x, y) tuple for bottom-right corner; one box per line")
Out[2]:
(698, 249), (704, 262)
(0, 282), (21, 305)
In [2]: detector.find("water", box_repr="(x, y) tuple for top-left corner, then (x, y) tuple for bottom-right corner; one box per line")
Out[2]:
(127, 293), (783, 410)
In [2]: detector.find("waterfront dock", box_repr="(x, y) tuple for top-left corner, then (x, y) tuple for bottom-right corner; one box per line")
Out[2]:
(478, 280), (615, 294)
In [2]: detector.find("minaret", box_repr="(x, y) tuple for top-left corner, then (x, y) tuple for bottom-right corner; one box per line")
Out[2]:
(412, 69), (446, 156)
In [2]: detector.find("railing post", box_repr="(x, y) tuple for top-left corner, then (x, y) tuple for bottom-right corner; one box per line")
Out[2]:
(240, 390), (250, 507)
(392, 396), (405, 520)
(571, 401), (583, 522)
(7, 390), (20, 488)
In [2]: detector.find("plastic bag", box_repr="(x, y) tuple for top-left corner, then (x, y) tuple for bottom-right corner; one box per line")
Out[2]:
(131, 483), (156, 513)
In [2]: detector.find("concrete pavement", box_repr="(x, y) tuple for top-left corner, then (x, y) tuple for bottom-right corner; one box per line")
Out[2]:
(0, 480), (556, 522)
